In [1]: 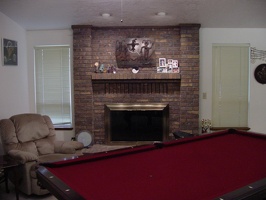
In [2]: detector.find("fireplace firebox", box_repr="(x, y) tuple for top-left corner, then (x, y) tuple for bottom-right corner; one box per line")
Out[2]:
(105, 103), (169, 144)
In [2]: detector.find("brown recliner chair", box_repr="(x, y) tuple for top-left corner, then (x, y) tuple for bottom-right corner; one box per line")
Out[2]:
(0, 113), (84, 195)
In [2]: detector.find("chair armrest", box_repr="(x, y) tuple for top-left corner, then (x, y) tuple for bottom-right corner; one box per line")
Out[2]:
(54, 141), (84, 154)
(7, 150), (38, 164)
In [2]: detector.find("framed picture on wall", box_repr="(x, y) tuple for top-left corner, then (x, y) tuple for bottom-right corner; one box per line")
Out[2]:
(159, 58), (166, 67)
(2, 38), (18, 66)
(167, 59), (173, 65)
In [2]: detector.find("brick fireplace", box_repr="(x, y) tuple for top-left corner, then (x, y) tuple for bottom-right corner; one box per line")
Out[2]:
(72, 24), (200, 144)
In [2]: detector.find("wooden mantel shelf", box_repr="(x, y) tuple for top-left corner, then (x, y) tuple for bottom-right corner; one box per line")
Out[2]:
(91, 73), (181, 94)
(91, 73), (181, 81)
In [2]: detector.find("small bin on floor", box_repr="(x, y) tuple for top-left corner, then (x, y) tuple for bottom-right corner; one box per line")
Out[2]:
(172, 131), (194, 139)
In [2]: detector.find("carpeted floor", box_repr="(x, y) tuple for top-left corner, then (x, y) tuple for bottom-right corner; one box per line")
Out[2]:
(0, 180), (57, 200)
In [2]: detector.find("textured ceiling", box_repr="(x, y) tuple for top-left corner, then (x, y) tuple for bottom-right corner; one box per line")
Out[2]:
(0, 0), (265, 30)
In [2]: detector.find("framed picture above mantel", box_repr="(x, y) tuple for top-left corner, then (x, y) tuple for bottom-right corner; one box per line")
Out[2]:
(2, 38), (18, 66)
(115, 38), (155, 68)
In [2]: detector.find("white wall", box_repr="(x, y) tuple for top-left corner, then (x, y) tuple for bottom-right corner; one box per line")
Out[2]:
(0, 12), (29, 155)
(0, 12), (29, 118)
(27, 29), (75, 141)
(200, 28), (266, 134)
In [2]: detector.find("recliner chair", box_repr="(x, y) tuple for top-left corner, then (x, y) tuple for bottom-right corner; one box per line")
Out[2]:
(0, 113), (84, 195)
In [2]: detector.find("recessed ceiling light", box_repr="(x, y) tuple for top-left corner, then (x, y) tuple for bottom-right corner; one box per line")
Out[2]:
(157, 12), (166, 16)
(102, 13), (111, 17)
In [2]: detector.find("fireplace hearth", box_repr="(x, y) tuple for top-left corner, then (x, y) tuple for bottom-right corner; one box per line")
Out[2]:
(105, 103), (169, 144)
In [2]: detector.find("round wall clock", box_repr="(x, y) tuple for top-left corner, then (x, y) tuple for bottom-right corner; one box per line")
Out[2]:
(76, 131), (94, 147)
(254, 64), (266, 84)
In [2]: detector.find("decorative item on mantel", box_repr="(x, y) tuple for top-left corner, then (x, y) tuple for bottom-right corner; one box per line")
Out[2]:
(107, 65), (117, 74)
(94, 62), (100, 73)
(132, 66), (139, 74)
(201, 119), (211, 133)
(157, 58), (180, 73)
(115, 38), (155, 68)
(94, 62), (117, 74)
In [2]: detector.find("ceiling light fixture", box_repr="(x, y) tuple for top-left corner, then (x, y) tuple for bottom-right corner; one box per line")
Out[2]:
(102, 13), (110, 17)
(120, 0), (123, 23)
(157, 12), (166, 16)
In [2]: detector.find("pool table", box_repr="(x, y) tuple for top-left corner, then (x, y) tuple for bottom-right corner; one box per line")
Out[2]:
(36, 129), (266, 200)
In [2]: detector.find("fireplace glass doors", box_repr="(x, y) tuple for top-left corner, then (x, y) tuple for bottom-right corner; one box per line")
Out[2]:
(105, 103), (169, 144)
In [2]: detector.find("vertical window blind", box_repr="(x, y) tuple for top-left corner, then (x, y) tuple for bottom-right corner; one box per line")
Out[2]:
(212, 44), (249, 128)
(35, 46), (72, 126)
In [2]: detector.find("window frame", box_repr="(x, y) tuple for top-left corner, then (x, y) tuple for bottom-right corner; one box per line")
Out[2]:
(34, 45), (73, 129)
(212, 43), (250, 130)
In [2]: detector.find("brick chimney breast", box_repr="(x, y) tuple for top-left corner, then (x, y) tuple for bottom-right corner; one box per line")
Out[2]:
(72, 24), (200, 144)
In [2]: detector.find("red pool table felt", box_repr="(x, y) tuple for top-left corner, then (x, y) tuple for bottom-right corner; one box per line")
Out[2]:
(37, 129), (266, 200)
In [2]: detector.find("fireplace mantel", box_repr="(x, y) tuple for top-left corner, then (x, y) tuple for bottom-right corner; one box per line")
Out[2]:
(91, 73), (181, 82)
(91, 73), (181, 94)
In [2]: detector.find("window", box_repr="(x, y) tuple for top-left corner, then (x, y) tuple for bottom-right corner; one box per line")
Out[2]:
(212, 44), (249, 128)
(35, 46), (72, 127)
